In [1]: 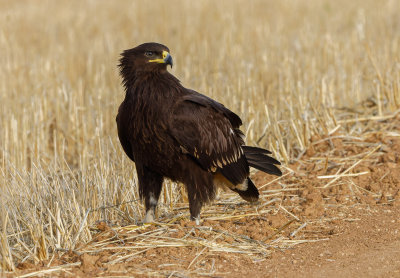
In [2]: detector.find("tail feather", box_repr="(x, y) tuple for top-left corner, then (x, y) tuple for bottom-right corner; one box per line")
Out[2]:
(242, 146), (272, 155)
(245, 152), (281, 166)
(231, 178), (259, 202)
(243, 145), (282, 176)
(247, 160), (282, 176)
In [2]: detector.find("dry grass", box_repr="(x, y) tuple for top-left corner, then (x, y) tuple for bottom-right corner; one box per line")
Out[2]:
(0, 0), (399, 273)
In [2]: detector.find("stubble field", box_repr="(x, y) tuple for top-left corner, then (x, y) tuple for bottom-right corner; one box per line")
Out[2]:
(1, 0), (400, 277)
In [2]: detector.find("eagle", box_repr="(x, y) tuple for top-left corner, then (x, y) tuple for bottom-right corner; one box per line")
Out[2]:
(117, 42), (282, 224)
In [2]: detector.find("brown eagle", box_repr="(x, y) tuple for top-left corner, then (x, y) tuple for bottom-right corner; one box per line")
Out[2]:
(117, 42), (282, 224)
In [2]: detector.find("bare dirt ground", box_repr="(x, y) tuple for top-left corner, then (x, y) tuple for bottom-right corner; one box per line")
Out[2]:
(266, 206), (400, 278)
(7, 115), (400, 277)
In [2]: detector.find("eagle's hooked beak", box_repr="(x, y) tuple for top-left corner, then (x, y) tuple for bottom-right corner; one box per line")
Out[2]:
(163, 51), (173, 68)
(149, 50), (173, 68)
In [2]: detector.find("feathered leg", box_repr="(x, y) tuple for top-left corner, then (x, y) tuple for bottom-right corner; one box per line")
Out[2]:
(136, 165), (163, 223)
(182, 162), (215, 225)
(187, 190), (203, 225)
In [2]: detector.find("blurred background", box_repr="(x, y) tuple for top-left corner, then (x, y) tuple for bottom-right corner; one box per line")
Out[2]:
(0, 0), (399, 269)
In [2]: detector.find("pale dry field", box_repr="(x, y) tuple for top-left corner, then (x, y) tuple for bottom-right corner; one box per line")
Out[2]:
(0, 0), (399, 274)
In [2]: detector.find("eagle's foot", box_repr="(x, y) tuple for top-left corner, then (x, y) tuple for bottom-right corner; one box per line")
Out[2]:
(144, 209), (156, 223)
(190, 215), (201, 225)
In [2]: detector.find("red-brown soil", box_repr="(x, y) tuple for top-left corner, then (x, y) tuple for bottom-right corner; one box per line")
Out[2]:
(6, 115), (400, 277)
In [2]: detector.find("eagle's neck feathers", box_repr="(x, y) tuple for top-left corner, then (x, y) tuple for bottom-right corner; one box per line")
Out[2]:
(121, 68), (180, 95)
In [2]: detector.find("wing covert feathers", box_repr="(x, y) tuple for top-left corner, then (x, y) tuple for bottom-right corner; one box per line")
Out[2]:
(170, 94), (248, 182)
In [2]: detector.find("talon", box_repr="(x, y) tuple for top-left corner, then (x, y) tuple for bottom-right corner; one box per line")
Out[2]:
(191, 216), (201, 226)
(144, 209), (155, 223)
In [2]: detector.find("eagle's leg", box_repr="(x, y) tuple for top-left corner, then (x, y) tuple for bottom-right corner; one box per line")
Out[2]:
(188, 195), (202, 225)
(182, 164), (214, 225)
(186, 184), (205, 225)
(137, 166), (163, 223)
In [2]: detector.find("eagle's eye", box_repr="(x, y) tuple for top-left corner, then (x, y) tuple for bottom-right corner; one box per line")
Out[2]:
(145, 51), (155, 57)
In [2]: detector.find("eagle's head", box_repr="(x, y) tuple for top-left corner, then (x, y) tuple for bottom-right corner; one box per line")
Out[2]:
(119, 42), (173, 75)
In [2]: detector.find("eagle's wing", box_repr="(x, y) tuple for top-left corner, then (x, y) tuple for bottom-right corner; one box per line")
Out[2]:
(183, 90), (242, 128)
(116, 105), (135, 162)
(169, 91), (249, 184)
